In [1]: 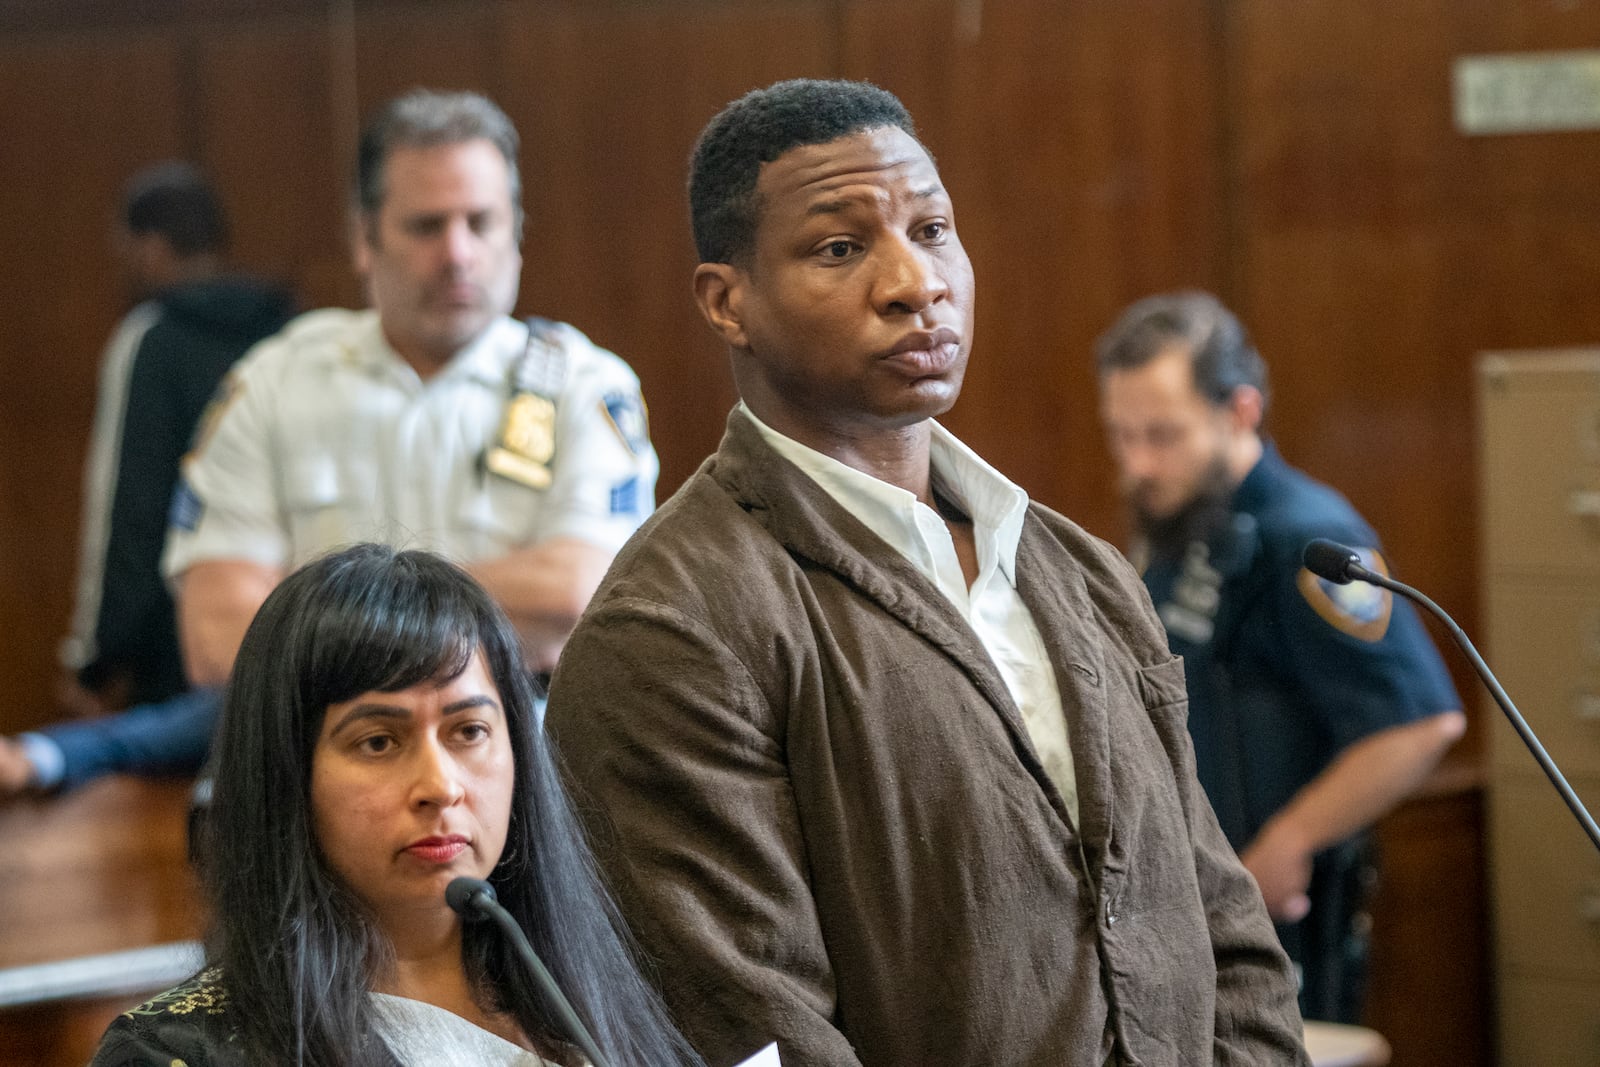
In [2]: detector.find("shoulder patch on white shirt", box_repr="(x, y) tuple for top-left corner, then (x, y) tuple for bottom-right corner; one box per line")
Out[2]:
(601, 390), (650, 455)
(609, 475), (642, 515)
(169, 477), (203, 532)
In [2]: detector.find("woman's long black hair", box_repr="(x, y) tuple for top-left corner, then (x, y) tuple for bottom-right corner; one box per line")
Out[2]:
(200, 543), (702, 1066)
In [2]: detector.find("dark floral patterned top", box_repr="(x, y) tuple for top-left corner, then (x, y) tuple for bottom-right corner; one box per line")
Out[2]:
(89, 967), (403, 1066)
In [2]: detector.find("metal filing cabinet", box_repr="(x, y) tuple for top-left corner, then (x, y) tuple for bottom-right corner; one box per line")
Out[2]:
(1478, 350), (1600, 1065)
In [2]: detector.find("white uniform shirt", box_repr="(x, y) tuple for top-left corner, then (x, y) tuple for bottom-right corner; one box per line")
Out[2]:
(163, 309), (658, 578)
(743, 404), (1078, 823)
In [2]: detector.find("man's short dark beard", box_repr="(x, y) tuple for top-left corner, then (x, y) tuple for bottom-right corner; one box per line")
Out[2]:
(1133, 454), (1237, 562)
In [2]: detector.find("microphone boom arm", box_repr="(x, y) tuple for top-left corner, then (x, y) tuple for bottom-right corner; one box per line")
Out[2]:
(447, 878), (613, 1067)
(1353, 564), (1600, 854)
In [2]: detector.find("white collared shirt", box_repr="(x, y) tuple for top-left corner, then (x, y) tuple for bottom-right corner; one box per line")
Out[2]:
(743, 404), (1078, 822)
(369, 992), (556, 1066)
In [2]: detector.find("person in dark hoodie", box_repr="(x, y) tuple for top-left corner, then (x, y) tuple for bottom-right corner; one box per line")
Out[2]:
(0, 162), (293, 793)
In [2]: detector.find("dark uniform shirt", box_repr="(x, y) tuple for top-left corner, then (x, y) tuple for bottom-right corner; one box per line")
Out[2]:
(1141, 443), (1459, 1020)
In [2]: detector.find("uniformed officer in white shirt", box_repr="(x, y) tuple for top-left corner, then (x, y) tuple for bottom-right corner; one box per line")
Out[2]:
(171, 88), (658, 688)
(0, 88), (657, 796)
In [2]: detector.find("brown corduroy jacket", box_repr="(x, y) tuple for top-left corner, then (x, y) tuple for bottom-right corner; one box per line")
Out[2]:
(548, 409), (1308, 1067)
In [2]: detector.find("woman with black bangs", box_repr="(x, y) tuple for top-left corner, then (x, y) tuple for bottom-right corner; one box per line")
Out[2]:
(92, 543), (702, 1067)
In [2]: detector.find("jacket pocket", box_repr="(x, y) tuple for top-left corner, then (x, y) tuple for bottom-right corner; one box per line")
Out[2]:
(1135, 656), (1189, 712)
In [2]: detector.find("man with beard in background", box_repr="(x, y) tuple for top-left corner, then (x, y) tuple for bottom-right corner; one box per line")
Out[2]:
(1095, 290), (1466, 1023)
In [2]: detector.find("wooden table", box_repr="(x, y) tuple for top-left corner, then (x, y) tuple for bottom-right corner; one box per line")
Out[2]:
(0, 776), (203, 1066)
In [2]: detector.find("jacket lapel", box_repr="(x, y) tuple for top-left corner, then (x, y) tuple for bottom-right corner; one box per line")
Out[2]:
(709, 410), (1073, 823)
(1014, 517), (1115, 854)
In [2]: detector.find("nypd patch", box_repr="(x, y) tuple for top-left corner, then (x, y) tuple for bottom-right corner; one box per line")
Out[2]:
(609, 476), (641, 516)
(1297, 546), (1392, 641)
(169, 477), (204, 532)
(601, 391), (650, 456)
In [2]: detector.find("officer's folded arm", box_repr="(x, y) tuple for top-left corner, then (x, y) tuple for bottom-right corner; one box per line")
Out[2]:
(177, 558), (284, 688)
(463, 535), (614, 673)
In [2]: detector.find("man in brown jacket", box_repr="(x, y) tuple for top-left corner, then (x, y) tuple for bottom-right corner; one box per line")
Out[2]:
(546, 79), (1307, 1067)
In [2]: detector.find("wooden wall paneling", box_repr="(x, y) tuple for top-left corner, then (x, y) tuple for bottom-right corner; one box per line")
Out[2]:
(195, 17), (356, 311)
(0, 32), (187, 735)
(1228, 2), (1492, 1057)
(499, 0), (839, 495)
(840, 0), (1227, 540)
(0, 1), (336, 36)
(1229, 0), (1600, 1060)
(1231, 0), (1600, 658)
(353, 2), (510, 119)
(1229, 0), (1483, 621)
(1367, 783), (1492, 1066)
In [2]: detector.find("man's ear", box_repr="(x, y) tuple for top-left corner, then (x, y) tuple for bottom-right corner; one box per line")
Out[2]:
(351, 213), (375, 277)
(693, 262), (750, 350)
(1228, 384), (1265, 435)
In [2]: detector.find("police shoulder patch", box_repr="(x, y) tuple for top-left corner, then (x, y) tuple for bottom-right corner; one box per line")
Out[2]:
(169, 477), (204, 532)
(1296, 546), (1392, 642)
(187, 372), (243, 462)
(600, 391), (650, 456)
(609, 475), (641, 516)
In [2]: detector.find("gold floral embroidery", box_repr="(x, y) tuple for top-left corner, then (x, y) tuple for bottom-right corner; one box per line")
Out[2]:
(122, 967), (230, 1018)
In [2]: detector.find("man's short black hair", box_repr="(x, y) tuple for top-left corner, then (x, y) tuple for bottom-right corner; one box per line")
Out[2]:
(1095, 290), (1272, 418)
(689, 78), (920, 265)
(122, 161), (228, 257)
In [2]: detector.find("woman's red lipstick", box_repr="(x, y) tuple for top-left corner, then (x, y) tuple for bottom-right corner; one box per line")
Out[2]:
(404, 835), (468, 863)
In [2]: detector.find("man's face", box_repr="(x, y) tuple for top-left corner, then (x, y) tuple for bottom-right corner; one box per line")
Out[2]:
(705, 125), (975, 449)
(355, 138), (522, 374)
(1100, 345), (1237, 525)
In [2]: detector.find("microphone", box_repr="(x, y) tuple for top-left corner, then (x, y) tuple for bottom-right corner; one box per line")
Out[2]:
(1301, 537), (1368, 585)
(446, 877), (613, 1067)
(1302, 539), (1600, 853)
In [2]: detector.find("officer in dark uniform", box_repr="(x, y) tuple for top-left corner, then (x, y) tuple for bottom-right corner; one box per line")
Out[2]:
(1095, 290), (1465, 1023)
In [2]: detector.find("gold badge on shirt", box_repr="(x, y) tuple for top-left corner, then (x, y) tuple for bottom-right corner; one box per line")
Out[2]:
(485, 392), (555, 489)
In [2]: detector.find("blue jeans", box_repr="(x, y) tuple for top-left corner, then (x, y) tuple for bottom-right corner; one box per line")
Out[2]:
(43, 687), (221, 791)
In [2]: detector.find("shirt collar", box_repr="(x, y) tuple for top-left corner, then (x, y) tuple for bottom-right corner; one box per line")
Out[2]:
(348, 312), (512, 391)
(1230, 437), (1284, 515)
(739, 402), (1030, 584)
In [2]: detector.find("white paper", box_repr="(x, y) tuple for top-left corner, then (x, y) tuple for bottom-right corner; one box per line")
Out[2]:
(731, 1041), (781, 1067)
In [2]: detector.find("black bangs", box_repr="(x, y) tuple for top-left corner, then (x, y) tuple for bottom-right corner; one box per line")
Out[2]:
(292, 547), (487, 714)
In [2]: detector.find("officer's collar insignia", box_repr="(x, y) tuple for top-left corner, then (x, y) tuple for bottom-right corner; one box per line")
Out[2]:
(1297, 546), (1392, 641)
(601, 390), (650, 456)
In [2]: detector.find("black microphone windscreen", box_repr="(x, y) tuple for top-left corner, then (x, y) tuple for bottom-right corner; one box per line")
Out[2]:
(445, 876), (496, 919)
(1302, 538), (1361, 584)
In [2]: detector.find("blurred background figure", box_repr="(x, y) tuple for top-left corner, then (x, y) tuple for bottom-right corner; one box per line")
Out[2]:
(61, 161), (294, 714)
(0, 90), (657, 801)
(91, 543), (702, 1066)
(1095, 291), (1466, 1023)
(0, 162), (293, 794)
